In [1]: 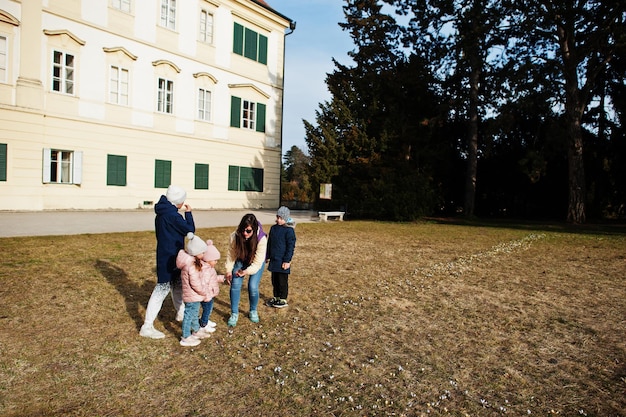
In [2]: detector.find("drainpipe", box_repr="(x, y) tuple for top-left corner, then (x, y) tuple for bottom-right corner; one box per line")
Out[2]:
(279, 20), (296, 208)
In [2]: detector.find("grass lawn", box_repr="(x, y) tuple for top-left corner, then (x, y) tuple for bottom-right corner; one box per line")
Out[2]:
(0, 220), (624, 416)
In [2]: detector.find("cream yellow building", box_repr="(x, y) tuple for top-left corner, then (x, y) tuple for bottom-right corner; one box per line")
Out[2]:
(0, 0), (294, 211)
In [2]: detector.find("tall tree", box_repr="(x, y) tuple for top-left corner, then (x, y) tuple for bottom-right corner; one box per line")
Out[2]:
(387, 0), (510, 217)
(305, 0), (443, 219)
(281, 146), (313, 205)
(505, 0), (625, 223)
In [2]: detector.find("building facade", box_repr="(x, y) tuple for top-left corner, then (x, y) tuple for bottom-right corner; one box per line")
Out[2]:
(0, 0), (293, 211)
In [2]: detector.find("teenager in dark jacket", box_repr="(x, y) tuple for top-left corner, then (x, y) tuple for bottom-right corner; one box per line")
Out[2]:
(140, 185), (195, 339)
(265, 206), (296, 308)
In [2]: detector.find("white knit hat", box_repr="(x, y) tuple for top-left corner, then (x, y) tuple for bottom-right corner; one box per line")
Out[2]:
(166, 185), (186, 205)
(185, 232), (208, 256)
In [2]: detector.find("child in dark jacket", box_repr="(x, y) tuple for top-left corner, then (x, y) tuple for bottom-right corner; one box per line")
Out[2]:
(265, 206), (296, 308)
(140, 185), (195, 339)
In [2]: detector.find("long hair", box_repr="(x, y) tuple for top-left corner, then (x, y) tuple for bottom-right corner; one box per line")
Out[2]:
(234, 213), (259, 265)
(194, 257), (203, 271)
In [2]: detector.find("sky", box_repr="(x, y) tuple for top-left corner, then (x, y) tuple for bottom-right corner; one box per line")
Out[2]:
(264, 0), (355, 156)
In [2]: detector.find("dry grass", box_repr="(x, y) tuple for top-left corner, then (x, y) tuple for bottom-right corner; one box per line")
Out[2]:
(0, 220), (625, 416)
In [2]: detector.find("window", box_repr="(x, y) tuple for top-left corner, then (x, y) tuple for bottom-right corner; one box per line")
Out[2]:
(107, 154), (127, 186)
(0, 35), (7, 83)
(52, 50), (75, 94)
(197, 88), (211, 121)
(160, 0), (176, 30)
(233, 23), (268, 65)
(228, 165), (263, 192)
(157, 77), (174, 114)
(111, 0), (131, 13)
(195, 163), (209, 189)
(230, 96), (266, 132)
(242, 100), (255, 130)
(154, 159), (171, 188)
(0, 143), (6, 181)
(109, 65), (129, 105)
(199, 10), (213, 44)
(42, 148), (82, 184)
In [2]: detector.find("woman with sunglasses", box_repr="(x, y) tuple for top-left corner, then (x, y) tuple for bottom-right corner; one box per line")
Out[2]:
(224, 213), (267, 327)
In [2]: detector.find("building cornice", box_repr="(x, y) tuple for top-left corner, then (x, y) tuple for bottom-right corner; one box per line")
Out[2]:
(43, 29), (86, 46)
(102, 46), (137, 61)
(0, 10), (19, 26)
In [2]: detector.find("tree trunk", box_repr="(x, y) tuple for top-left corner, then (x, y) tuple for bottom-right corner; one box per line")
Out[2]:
(557, 20), (586, 223)
(464, 64), (480, 217)
(566, 117), (586, 223)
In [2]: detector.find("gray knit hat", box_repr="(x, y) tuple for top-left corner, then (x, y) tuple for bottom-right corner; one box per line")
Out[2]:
(185, 232), (208, 256)
(277, 206), (290, 220)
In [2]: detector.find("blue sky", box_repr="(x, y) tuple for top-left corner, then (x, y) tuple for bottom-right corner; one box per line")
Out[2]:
(265, 0), (354, 155)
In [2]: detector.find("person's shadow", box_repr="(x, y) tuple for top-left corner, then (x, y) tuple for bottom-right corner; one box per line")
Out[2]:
(95, 259), (180, 335)
(94, 259), (237, 332)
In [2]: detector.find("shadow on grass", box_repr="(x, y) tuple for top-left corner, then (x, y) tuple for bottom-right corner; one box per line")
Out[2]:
(95, 259), (273, 331)
(95, 259), (179, 335)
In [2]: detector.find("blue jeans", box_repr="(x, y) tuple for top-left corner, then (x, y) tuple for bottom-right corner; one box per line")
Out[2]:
(182, 301), (200, 338)
(199, 299), (214, 328)
(230, 260), (264, 314)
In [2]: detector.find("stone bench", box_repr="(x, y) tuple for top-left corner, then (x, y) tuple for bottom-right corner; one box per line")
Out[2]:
(318, 211), (345, 221)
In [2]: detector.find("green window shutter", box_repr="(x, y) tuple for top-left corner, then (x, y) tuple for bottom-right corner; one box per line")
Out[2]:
(228, 165), (239, 191)
(253, 167), (264, 192)
(258, 34), (268, 64)
(239, 167), (254, 191)
(195, 163), (209, 190)
(244, 27), (257, 60)
(233, 23), (244, 55)
(106, 154), (127, 186)
(154, 159), (171, 188)
(230, 96), (241, 127)
(0, 143), (6, 181)
(256, 102), (266, 132)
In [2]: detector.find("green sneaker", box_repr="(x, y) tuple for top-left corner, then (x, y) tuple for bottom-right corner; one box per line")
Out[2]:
(249, 310), (259, 323)
(227, 313), (239, 327)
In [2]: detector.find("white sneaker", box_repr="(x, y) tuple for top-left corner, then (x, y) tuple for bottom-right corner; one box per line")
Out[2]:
(200, 324), (216, 333)
(139, 324), (165, 339)
(206, 320), (217, 328)
(180, 335), (201, 347)
(193, 329), (212, 339)
(175, 309), (184, 322)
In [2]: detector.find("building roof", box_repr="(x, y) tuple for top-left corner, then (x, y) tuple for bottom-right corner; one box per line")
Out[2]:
(250, 0), (293, 25)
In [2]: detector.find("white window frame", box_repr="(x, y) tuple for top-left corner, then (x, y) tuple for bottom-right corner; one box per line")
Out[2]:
(111, 0), (131, 13)
(109, 65), (129, 105)
(0, 34), (7, 83)
(199, 10), (214, 44)
(157, 77), (174, 114)
(197, 88), (211, 121)
(242, 99), (255, 130)
(52, 50), (75, 95)
(42, 148), (82, 185)
(160, 0), (177, 30)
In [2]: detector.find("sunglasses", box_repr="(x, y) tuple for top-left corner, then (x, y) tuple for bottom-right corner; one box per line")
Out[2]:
(243, 228), (253, 234)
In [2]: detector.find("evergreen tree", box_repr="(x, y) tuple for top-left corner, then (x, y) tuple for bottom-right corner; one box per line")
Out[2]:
(502, 0), (625, 222)
(305, 0), (443, 219)
(387, 0), (511, 217)
(281, 146), (313, 206)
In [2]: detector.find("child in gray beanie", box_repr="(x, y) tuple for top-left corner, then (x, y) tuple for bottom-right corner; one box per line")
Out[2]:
(265, 206), (296, 308)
